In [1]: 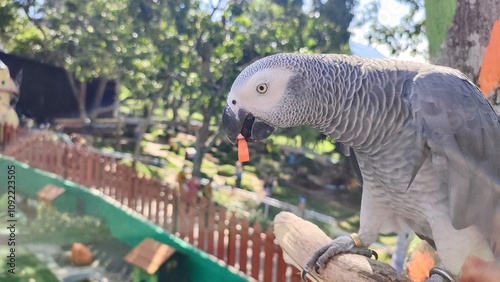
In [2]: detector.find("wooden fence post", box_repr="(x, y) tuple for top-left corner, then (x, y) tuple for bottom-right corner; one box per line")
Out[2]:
(187, 203), (196, 244)
(217, 206), (227, 260)
(227, 214), (237, 267)
(197, 198), (207, 250)
(276, 246), (288, 282)
(264, 226), (275, 282)
(161, 184), (173, 232)
(239, 217), (249, 275)
(206, 203), (215, 255)
(251, 222), (262, 280)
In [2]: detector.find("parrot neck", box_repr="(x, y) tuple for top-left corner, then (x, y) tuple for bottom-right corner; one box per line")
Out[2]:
(313, 61), (412, 152)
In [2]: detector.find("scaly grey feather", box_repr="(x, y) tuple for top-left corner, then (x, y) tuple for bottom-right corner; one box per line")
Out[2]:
(223, 53), (500, 278)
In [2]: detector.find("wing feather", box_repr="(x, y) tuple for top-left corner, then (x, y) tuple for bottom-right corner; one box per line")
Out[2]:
(410, 69), (500, 240)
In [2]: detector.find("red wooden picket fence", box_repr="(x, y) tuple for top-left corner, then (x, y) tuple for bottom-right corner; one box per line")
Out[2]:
(0, 124), (20, 148)
(1, 127), (302, 282)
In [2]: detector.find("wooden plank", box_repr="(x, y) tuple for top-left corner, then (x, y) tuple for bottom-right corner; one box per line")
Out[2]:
(239, 217), (249, 275)
(290, 266), (302, 282)
(188, 203), (196, 244)
(197, 199), (207, 250)
(251, 222), (262, 280)
(227, 213), (237, 267)
(177, 191), (186, 237)
(37, 184), (65, 204)
(263, 227), (274, 282)
(217, 206), (226, 260)
(206, 203), (215, 255)
(276, 247), (287, 282)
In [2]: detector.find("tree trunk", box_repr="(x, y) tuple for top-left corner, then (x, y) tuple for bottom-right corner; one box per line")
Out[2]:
(132, 76), (172, 166)
(191, 107), (212, 178)
(191, 86), (225, 178)
(89, 76), (108, 119)
(65, 70), (88, 119)
(428, 0), (500, 83)
(170, 97), (183, 124)
(78, 80), (87, 119)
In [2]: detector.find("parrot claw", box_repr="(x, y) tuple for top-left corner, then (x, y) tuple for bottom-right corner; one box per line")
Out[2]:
(301, 236), (377, 281)
(301, 269), (308, 282)
(425, 267), (456, 282)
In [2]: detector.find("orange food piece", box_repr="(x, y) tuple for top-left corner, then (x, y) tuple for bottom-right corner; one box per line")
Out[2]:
(237, 134), (250, 162)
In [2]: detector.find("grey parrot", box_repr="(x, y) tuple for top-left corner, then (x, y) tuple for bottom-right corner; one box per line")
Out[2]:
(221, 53), (500, 281)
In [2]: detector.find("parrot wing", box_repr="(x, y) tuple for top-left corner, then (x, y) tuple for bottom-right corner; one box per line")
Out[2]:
(410, 69), (500, 243)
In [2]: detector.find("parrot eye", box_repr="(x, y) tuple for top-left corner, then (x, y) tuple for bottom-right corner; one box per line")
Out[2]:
(256, 83), (268, 94)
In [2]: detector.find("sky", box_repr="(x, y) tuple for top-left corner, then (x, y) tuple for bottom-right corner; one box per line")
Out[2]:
(350, 0), (428, 63)
(202, 0), (429, 62)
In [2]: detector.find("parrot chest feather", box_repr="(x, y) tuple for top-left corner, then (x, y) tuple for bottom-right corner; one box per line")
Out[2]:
(359, 136), (448, 238)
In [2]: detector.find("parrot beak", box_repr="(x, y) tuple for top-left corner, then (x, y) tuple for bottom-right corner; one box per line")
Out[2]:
(222, 105), (276, 144)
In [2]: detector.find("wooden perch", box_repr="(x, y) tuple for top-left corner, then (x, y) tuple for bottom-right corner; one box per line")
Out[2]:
(274, 212), (411, 282)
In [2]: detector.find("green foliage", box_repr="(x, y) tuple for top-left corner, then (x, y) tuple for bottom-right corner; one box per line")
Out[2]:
(210, 143), (238, 165)
(240, 177), (255, 192)
(0, 247), (59, 282)
(264, 139), (282, 161)
(270, 129), (339, 159)
(213, 189), (271, 229)
(118, 158), (163, 179)
(3, 0), (357, 176)
(164, 159), (180, 170)
(242, 165), (255, 173)
(0, 193), (11, 213)
(176, 147), (186, 158)
(254, 158), (280, 179)
(217, 164), (235, 177)
(21, 204), (110, 245)
(354, 0), (426, 56)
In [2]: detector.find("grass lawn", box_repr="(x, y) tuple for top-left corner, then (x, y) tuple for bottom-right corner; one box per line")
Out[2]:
(0, 246), (58, 282)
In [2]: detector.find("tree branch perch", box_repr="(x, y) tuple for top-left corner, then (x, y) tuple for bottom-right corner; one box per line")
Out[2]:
(273, 212), (411, 282)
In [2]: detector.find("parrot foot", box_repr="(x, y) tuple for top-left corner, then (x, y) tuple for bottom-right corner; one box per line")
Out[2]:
(301, 235), (377, 282)
(425, 267), (456, 282)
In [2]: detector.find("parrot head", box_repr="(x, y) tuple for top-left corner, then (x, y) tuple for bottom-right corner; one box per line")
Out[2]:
(222, 53), (317, 144)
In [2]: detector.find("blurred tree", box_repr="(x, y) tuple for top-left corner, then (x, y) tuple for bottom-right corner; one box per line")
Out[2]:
(185, 0), (356, 176)
(0, 1), (27, 50)
(353, 0), (426, 56)
(3, 0), (141, 119)
(356, 0), (500, 93)
(1, 0), (357, 176)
